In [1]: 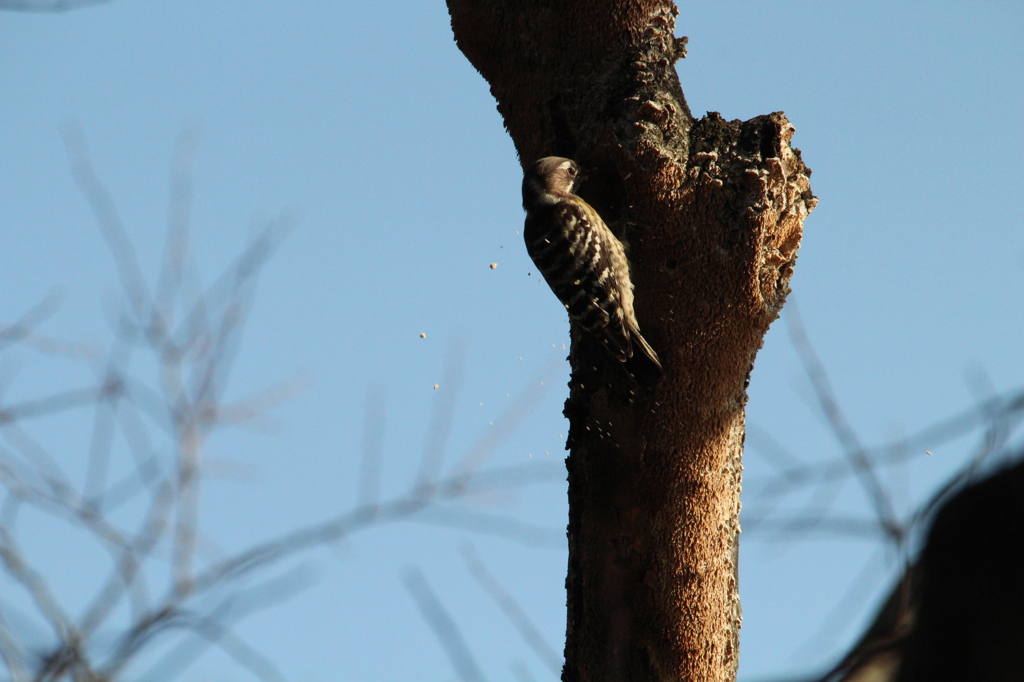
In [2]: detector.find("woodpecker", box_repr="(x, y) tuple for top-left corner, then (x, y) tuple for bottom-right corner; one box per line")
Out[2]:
(522, 156), (661, 373)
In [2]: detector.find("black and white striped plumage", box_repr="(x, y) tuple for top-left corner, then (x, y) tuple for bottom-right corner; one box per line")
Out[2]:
(522, 156), (661, 372)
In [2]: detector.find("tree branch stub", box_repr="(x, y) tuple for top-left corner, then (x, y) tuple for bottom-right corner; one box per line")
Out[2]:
(448, 2), (816, 680)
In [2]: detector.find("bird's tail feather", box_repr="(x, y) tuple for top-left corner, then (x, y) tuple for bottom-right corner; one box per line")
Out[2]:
(630, 328), (662, 374)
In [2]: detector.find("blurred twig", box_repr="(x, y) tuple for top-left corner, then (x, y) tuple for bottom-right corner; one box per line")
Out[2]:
(403, 567), (487, 682)
(0, 293), (64, 356)
(0, 0), (106, 10)
(416, 340), (468, 487)
(461, 544), (562, 675)
(357, 387), (386, 512)
(0, 128), (562, 681)
(784, 304), (903, 547)
(744, 304), (1024, 547)
(742, 303), (1024, 682)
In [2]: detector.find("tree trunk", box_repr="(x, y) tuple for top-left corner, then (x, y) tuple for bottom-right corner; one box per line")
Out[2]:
(446, 2), (815, 680)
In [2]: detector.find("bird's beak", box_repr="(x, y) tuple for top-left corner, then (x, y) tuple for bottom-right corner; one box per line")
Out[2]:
(575, 168), (589, 188)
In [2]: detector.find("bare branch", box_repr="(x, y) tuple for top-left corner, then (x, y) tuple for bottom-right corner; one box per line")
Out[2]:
(907, 397), (1024, 534)
(414, 505), (563, 548)
(153, 126), (201, 334)
(210, 375), (309, 430)
(357, 387), (386, 512)
(172, 418), (202, 596)
(178, 618), (288, 682)
(131, 574), (311, 682)
(0, 610), (29, 682)
(0, 456), (131, 554)
(0, 292), (63, 355)
(742, 515), (886, 540)
(0, 529), (78, 654)
(83, 337), (133, 508)
(62, 123), (152, 322)
(786, 305), (903, 545)
(745, 311), (1024, 681)
(510, 660), (537, 682)
(174, 215), (292, 387)
(747, 385), (1024, 510)
(461, 544), (562, 674)
(188, 459), (561, 595)
(0, 386), (116, 426)
(0, 125), (563, 681)
(403, 567), (486, 682)
(0, 0), (106, 11)
(416, 339), (467, 486)
(79, 482), (174, 638)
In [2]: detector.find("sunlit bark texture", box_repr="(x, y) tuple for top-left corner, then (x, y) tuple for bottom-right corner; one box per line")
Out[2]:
(447, 2), (816, 680)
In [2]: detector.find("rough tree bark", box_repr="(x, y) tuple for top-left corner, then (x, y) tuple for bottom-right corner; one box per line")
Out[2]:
(447, 2), (815, 680)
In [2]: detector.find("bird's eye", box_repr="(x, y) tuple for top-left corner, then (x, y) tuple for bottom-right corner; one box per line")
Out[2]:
(567, 167), (577, 177)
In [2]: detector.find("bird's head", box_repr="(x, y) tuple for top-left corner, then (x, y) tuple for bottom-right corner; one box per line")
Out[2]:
(523, 156), (581, 208)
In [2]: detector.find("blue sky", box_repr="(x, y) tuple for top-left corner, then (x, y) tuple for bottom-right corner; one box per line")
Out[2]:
(1, 1), (1022, 680)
